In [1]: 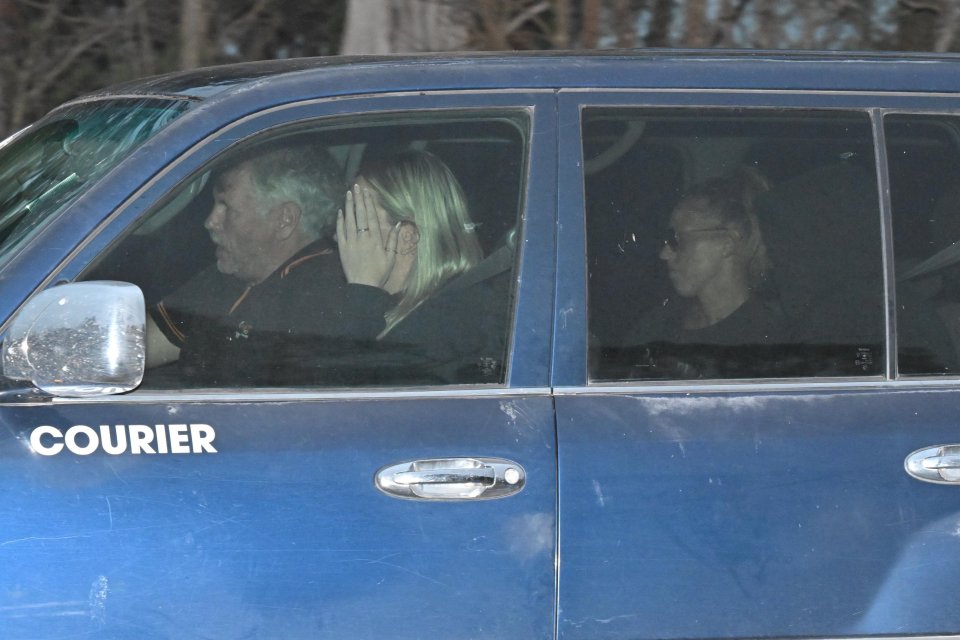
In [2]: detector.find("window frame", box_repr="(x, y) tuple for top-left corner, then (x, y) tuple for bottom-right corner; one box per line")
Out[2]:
(15, 90), (559, 401)
(556, 89), (960, 391)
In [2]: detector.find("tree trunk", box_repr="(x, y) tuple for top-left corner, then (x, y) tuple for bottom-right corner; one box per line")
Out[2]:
(179, 0), (208, 69)
(0, 0), (15, 135)
(934, 0), (959, 51)
(553, 0), (571, 48)
(581, 0), (602, 48)
(391, 0), (467, 52)
(754, 0), (779, 49)
(473, 0), (509, 51)
(646, 0), (674, 47)
(11, 0), (64, 131)
(341, 0), (394, 54)
(342, 0), (465, 54)
(852, 0), (875, 49)
(896, 0), (941, 51)
(681, 0), (707, 47)
(608, 0), (635, 48)
(137, 0), (157, 76)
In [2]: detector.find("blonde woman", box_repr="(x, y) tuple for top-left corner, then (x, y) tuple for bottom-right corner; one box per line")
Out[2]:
(336, 150), (503, 383)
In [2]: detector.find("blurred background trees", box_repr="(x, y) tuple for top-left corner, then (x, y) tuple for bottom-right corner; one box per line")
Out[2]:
(1, 0), (959, 137)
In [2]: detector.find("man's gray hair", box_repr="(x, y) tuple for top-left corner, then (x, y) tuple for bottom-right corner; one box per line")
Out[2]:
(230, 142), (344, 241)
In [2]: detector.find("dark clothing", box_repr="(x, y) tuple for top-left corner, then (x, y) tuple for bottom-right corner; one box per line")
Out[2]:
(299, 269), (512, 386)
(615, 295), (790, 380)
(149, 240), (390, 386)
(629, 295), (786, 347)
(373, 270), (511, 385)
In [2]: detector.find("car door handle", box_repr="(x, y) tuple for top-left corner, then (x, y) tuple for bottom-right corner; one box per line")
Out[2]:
(905, 445), (960, 484)
(376, 457), (525, 500)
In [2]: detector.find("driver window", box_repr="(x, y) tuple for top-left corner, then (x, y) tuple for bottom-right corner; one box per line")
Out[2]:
(82, 111), (528, 389)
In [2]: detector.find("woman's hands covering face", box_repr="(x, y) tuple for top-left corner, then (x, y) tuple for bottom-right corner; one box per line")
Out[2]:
(336, 183), (400, 290)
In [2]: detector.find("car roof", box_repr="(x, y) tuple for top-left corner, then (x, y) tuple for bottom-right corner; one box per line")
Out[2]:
(72, 49), (960, 106)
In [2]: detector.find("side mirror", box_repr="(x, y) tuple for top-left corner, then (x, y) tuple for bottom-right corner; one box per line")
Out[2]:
(3, 281), (145, 397)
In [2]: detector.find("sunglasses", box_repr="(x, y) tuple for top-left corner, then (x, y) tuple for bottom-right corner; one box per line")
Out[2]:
(663, 226), (730, 251)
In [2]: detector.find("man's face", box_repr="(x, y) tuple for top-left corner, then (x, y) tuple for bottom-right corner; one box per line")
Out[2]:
(205, 163), (276, 284)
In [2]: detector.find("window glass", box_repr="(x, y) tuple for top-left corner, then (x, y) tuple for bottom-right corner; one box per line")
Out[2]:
(0, 98), (188, 267)
(585, 108), (884, 381)
(886, 114), (960, 376)
(83, 111), (527, 389)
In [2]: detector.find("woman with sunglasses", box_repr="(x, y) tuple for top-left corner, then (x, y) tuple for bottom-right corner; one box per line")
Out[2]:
(624, 168), (787, 379)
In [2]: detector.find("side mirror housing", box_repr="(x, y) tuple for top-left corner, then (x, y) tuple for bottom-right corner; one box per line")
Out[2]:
(3, 281), (145, 397)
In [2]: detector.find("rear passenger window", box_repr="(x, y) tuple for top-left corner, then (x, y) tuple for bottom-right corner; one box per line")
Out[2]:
(82, 111), (527, 389)
(585, 108), (885, 381)
(886, 114), (960, 376)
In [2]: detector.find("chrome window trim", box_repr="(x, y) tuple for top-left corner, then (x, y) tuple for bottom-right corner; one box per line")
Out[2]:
(9, 385), (557, 407)
(881, 107), (960, 116)
(562, 87), (960, 99)
(60, 93), (204, 106)
(871, 108), (898, 379)
(578, 100), (960, 386)
(560, 377), (960, 396)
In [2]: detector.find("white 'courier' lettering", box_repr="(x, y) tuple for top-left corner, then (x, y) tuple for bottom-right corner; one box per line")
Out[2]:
(29, 424), (218, 456)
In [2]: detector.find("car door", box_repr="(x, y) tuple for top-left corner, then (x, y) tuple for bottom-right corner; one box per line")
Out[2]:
(0, 91), (558, 639)
(555, 89), (960, 639)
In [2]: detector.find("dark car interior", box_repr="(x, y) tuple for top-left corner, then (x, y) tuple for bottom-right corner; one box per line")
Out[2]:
(586, 108), (960, 381)
(83, 112), (529, 388)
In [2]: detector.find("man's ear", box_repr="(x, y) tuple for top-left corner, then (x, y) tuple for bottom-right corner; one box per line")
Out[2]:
(274, 202), (302, 240)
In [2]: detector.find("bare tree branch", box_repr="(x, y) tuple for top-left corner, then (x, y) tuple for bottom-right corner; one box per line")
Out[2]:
(900, 0), (942, 12)
(711, 0), (752, 46)
(25, 25), (116, 104)
(506, 1), (551, 35)
(220, 0), (273, 43)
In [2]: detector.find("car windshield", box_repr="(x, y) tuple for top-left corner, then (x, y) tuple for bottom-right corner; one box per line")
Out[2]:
(0, 97), (189, 267)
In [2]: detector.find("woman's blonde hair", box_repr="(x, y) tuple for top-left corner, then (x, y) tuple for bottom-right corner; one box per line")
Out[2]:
(362, 150), (483, 336)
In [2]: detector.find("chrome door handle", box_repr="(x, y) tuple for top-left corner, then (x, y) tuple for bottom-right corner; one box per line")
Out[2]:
(376, 457), (525, 500)
(905, 445), (960, 484)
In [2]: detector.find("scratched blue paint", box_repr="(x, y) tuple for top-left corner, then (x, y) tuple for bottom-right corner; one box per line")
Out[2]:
(0, 398), (556, 638)
(4, 51), (960, 640)
(556, 391), (960, 638)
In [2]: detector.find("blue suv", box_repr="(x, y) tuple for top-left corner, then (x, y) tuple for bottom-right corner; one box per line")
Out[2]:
(1, 50), (960, 639)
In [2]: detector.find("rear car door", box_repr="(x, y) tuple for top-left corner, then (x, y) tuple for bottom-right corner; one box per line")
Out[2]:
(555, 89), (960, 639)
(0, 91), (558, 639)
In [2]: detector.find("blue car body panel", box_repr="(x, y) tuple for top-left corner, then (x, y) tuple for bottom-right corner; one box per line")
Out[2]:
(5, 51), (960, 639)
(0, 396), (556, 638)
(0, 71), (560, 638)
(550, 73), (960, 640)
(555, 389), (960, 638)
